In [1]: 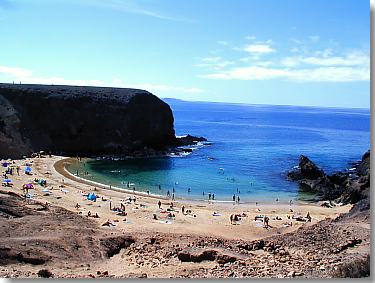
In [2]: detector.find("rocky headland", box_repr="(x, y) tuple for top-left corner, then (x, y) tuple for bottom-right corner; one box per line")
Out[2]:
(0, 83), (206, 159)
(287, 150), (370, 207)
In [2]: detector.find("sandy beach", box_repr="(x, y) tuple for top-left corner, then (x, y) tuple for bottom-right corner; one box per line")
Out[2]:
(2, 155), (351, 241)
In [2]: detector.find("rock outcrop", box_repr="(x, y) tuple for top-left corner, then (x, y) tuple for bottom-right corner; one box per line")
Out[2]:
(0, 84), (178, 159)
(287, 151), (370, 205)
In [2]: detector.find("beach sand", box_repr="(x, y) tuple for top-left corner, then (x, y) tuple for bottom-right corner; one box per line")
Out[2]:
(2, 156), (351, 241)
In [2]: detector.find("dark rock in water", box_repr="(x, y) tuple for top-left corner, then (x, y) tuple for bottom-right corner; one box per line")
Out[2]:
(175, 134), (207, 146)
(0, 84), (177, 159)
(288, 151), (370, 207)
(287, 155), (324, 181)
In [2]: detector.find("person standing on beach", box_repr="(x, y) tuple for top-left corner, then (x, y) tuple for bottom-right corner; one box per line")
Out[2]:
(167, 190), (170, 197)
(172, 193), (175, 201)
(237, 195), (240, 204)
(182, 205), (185, 214)
(158, 200), (161, 209)
(212, 194), (215, 200)
(233, 194), (236, 202)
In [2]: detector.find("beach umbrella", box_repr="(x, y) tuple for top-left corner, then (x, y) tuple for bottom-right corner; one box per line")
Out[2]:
(3, 179), (12, 183)
(25, 166), (32, 172)
(2, 162), (9, 167)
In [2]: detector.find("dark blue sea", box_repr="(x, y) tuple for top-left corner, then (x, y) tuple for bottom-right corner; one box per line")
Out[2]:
(67, 99), (370, 203)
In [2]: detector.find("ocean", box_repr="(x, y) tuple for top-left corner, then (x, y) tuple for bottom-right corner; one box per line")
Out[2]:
(66, 99), (370, 203)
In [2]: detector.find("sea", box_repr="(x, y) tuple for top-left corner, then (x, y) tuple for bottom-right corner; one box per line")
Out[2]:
(66, 99), (370, 203)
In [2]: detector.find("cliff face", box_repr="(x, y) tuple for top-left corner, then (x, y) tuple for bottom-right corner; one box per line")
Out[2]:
(0, 84), (176, 158)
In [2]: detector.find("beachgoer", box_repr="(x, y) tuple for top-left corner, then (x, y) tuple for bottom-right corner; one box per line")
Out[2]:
(172, 193), (175, 201)
(208, 193), (211, 200)
(158, 184), (161, 190)
(212, 194), (215, 200)
(203, 191), (205, 196)
(158, 200), (161, 209)
(232, 194), (236, 202)
(264, 216), (269, 228)
(182, 205), (185, 214)
(306, 212), (311, 222)
(172, 187), (175, 193)
(289, 199), (292, 206)
(230, 214), (234, 224)
(147, 190), (150, 195)
(87, 211), (91, 217)
(237, 196), (240, 204)
(167, 190), (170, 197)
(188, 188), (191, 193)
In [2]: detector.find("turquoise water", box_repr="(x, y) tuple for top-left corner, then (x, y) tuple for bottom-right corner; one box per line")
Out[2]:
(66, 100), (370, 203)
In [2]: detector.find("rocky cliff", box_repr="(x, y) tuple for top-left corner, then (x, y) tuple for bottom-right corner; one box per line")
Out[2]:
(0, 84), (177, 158)
(287, 151), (370, 206)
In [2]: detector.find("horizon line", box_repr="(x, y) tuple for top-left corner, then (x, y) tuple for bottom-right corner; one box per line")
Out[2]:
(161, 97), (371, 111)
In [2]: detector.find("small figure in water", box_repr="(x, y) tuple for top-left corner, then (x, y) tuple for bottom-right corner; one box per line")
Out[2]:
(167, 190), (170, 197)
(203, 191), (205, 196)
(172, 187), (175, 193)
(188, 188), (191, 193)
(232, 194), (236, 202)
(237, 195), (240, 204)
(208, 193), (211, 200)
(158, 184), (161, 190)
(172, 193), (175, 201)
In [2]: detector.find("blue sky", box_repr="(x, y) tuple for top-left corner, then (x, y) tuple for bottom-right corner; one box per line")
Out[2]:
(0, 0), (370, 108)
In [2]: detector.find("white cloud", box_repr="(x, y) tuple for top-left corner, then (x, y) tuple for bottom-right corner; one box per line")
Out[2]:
(0, 66), (33, 77)
(195, 57), (234, 70)
(217, 41), (229, 46)
(245, 35), (256, 40)
(61, 0), (193, 22)
(280, 50), (369, 67)
(243, 44), (275, 54)
(201, 65), (369, 82)
(201, 57), (222, 63)
(0, 66), (203, 94)
(309, 35), (320, 42)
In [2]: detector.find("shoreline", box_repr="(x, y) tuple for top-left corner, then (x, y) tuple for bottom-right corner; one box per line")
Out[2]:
(54, 158), (170, 201)
(60, 157), (312, 206)
(1, 155), (353, 242)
